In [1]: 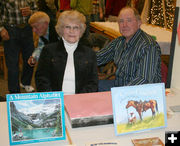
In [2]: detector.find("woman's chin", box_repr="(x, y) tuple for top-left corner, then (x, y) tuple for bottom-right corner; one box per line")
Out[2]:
(67, 40), (78, 44)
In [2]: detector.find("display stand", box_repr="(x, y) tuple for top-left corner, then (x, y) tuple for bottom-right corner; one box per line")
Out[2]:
(167, 5), (180, 89)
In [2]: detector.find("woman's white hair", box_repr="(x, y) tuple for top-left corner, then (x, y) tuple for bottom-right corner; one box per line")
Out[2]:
(55, 10), (86, 37)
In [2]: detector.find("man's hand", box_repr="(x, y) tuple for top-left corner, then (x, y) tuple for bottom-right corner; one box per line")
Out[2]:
(20, 7), (31, 17)
(28, 56), (37, 67)
(0, 28), (10, 41)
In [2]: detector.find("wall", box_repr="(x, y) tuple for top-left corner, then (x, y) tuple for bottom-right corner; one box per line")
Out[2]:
(177, 1), (180, 7)
(170, 2), (180, 89)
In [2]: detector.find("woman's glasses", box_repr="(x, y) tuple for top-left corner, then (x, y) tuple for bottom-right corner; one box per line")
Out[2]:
(64, 25), (80, 32)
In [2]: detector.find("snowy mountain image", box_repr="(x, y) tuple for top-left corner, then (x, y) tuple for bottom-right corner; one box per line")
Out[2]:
(9, 99), (63, 141)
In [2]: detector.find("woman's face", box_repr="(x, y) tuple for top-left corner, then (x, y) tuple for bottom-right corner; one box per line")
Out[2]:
(62, 20), (81, 44)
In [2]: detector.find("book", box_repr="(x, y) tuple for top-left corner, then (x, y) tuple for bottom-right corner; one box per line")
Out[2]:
(111, 83), (167, 136)
(64, 91), (113, 128)
(6, 92), (66, 145)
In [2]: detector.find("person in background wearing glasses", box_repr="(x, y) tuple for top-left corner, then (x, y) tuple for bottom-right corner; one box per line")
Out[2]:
(96, 7), (161, 91)
(28, 11), (59, 67)
(35, 10), (98, 94)
(0, 0), (37, 93)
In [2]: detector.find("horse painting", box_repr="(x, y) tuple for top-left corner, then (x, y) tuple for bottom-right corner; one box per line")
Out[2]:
(126, 100), (158, 121)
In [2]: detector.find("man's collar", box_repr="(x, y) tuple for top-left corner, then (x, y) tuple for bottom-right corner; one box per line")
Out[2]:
(126, 29), (141, 46)
(43, 26), (49, 39)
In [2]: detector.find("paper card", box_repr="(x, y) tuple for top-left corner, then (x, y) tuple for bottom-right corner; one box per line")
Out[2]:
(111, 83), (167, 136)
(86, 140), (120, 146)
(6, 92), (66, 145)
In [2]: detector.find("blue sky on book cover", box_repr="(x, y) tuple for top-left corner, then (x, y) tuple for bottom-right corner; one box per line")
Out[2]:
(111, 83), (167, 136)
(6, 92), (66, 145)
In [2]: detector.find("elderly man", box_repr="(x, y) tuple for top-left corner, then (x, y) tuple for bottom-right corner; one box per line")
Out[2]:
(97, 7), (161, 91)
(28, 11), (59, 66)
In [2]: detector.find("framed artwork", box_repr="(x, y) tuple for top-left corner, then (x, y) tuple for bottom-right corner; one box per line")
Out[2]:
(6, 92), (66, 145)
(111, 83), (167, 136)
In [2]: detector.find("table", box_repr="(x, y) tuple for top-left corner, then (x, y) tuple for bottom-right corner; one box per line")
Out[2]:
(1, 88), (180, 146)
(90, 22), (172, 55)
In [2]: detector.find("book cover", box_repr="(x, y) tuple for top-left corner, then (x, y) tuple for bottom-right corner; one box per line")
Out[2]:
(111, 83), (167, 136)
(64, 91), (113, 128)
(6, 92), (66, 145)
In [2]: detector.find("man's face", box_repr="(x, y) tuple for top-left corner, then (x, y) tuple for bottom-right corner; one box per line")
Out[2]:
(118, 8), (141, 42)
(31, 21), (48, 36)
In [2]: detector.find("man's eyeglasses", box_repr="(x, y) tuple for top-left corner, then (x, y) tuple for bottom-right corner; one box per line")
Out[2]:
(118, 18), (137, 24)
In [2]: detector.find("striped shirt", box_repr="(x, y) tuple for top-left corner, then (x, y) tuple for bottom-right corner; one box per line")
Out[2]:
(0, 0), (37, 27)
(96, 29), (162, 87)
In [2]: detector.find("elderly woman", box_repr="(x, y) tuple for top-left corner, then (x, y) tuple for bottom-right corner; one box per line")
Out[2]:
(35, 10), (98, 94)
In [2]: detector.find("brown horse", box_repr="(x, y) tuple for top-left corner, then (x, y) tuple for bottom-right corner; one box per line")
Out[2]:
(126, 100), (143, 121)
(142, 100), (158, 118)
(126, 100), (158, 121)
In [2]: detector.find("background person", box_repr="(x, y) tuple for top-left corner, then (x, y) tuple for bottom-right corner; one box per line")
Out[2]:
(96, 7), (161, 91)
(105, 0), (127, 21)
(37, 0), (57, 25)
(35, 10), (98, 94)
(70, 0), (93, 37)
(91, 0), (105, 22)
(58, 0), (71, 12)
(0, 0), (37, 93)
(28, 11), (59, 67)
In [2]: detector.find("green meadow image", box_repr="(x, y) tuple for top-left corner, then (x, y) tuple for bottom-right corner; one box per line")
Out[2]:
(117, 113), (165, 134)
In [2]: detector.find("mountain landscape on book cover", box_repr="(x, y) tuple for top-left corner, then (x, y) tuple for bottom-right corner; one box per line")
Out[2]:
(6, 92), (65, 145)
(10, 99), (62, 141)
